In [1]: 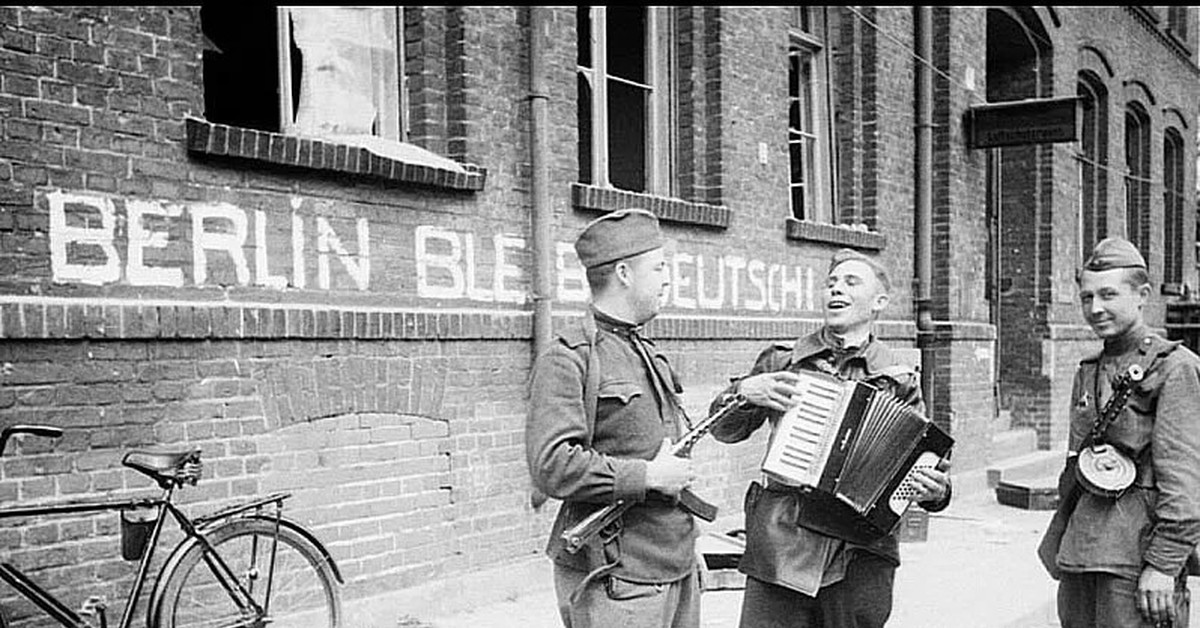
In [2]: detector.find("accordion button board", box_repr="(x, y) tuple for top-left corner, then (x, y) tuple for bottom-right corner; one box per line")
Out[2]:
(760, 369), (954, 544)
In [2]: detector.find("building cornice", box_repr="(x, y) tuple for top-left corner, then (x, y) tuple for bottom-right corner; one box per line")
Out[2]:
(1124, 6), (1200, 76)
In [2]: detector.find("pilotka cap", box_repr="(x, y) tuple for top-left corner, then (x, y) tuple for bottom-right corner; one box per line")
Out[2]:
(1082, 236), (1146, 272)
(574, 209), (664, 269)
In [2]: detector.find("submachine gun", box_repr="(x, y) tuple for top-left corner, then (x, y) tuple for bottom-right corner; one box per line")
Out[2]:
(560, 393), (748, 555)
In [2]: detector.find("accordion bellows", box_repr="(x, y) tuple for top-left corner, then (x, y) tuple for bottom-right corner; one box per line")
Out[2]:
(762, 370), (954, 545)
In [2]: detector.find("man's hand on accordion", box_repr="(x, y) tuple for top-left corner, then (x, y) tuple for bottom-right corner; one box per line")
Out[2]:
(737, 371), (802, 412)
(908, 458), (952, 504)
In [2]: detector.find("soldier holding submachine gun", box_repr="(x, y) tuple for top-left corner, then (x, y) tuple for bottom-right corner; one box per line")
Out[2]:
(526, 208), (720, 628)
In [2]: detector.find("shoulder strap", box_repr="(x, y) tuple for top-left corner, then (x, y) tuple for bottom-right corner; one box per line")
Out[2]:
(1092, 341), (1177, 441)
(1138, 337), (1179, 376)
(580, 313), (601, 445)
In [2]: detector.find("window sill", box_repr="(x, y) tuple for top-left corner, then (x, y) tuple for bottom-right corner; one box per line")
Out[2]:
(785, 218), (886, 250)
(184, 117), (487, 192)
(571, 183), (731, 229)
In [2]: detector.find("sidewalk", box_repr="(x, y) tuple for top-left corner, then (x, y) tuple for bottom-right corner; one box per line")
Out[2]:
(402, 485), (1200, 628)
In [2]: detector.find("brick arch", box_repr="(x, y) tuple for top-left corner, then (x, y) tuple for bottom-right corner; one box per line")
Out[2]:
(1078, 44), (1115, 80)
(988, 6), (1053, 55)
(1038, 6), (1063, 29)
(1124, 80), (1158, 108)
(1163, 106), (1190, 131)
(257, 411), (454, 592)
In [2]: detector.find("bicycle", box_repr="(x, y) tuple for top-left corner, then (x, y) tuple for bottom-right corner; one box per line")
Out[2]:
(0, 424), (343, 628)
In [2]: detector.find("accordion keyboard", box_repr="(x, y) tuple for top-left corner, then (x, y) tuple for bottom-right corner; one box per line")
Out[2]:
(764, 372), (847, 486)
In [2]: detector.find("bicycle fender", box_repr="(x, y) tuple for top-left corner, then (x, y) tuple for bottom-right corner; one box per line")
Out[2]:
(241, 514), (345, 584)
(147, 526), (216, 627)
(145, 515), (344, 626)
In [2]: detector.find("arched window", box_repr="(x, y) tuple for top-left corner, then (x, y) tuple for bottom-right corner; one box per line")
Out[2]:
(1077, 72), (1108, 257)
(1163, 128), (1186, 285)
(1124, 103), (1151, 261)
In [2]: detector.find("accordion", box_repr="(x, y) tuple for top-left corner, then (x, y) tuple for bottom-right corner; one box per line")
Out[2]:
(761, 370), (953, 545)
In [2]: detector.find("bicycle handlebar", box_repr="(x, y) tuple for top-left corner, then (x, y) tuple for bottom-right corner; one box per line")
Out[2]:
(0, 425), (64, 456)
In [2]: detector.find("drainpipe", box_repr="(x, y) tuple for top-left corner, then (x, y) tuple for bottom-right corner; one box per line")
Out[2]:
(914, 6), (936, 417)
(528, 6), (553, 511)
(529, 6), (553, 358)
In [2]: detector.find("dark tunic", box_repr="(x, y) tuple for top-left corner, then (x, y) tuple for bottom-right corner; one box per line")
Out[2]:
(708, 328), (950, 595)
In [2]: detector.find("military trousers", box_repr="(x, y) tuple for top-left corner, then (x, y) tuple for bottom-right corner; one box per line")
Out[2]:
(738, 553), (895, 628)
(553, 563), (701, 628)
(1058, 571), (1190, 628)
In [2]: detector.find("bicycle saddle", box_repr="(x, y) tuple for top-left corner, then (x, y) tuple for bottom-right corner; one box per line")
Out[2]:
(123, 449), (203, 488)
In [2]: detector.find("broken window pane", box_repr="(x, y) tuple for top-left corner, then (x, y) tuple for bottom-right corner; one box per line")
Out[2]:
(201, 5), (280, 132)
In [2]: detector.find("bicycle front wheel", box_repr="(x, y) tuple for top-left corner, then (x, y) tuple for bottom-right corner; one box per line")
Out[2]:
(152, 517), (341, 628)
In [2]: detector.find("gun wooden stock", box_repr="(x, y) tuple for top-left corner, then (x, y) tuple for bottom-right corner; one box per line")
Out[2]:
(560, 394), (747, 554)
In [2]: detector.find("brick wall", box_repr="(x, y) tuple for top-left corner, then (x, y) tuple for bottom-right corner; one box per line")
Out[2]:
(0, 5), (1197, 622)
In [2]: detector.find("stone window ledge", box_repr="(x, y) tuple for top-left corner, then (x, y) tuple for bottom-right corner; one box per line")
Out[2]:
(571, 183), (731, 229)
(785, 218), (886, 251)
(184, 117), (487, 192)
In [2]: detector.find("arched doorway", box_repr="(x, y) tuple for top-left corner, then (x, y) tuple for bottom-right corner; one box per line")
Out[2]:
(986, 7), (1055, 445)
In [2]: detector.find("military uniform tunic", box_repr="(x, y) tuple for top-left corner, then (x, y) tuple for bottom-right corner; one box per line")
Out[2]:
(708, 328), (950, 596)
(1058, 329), (1200, 579)
(526, 310), (696, 584)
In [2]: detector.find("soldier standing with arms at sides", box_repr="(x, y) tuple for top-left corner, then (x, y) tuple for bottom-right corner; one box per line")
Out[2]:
(526, 209), (703, 628)
(1038, 237), (1200, 628)
(707, 248), (952, 628)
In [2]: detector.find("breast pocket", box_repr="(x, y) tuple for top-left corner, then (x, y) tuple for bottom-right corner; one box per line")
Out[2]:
(1108, 379), (1157, 450)
(1127, 379), (1158, 415)
(599, 380), (643, 405)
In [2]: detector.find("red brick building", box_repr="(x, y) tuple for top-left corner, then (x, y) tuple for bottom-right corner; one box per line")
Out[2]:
(0, 5), (1196, 623)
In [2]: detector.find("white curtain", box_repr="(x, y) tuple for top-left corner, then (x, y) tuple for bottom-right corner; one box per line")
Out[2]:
(288, 7), (400, 140)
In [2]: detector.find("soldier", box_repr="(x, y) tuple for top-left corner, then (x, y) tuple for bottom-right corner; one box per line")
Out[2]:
(1038, 237), (1200, 628)
(707, 248), (951, 628)
(526, 209), (702, 628)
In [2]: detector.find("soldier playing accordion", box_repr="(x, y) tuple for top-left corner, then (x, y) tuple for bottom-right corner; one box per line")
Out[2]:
(708, 248), (952, 628)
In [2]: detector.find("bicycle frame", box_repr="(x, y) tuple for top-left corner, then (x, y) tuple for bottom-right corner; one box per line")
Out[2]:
(0, 486), (294, 628)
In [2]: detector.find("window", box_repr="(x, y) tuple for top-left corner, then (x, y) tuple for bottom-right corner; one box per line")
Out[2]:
(1076, 73), (1108, 257)
(1164, 128), (1186, 284)
(577, 7), (673, 195)
(202, 6), (404, 143)
(787, 7), (836, 223)
(1124, 104), (1151, 261)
